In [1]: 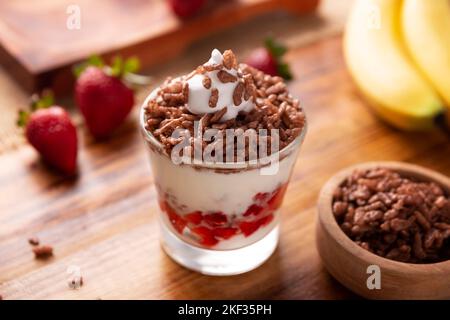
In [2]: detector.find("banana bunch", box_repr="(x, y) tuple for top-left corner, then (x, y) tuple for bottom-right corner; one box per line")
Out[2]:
(344, 0), (450, 130)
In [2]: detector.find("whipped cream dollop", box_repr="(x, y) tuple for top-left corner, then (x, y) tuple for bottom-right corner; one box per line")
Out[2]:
(185, 49), (256, 121)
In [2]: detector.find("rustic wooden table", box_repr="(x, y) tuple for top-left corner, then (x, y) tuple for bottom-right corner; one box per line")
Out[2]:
(0, 7), (449, 300)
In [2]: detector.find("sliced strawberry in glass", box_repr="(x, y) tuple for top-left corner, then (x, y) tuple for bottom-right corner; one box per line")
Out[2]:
(253, 192), (270, 202)
(200, 236), (219, 247)
(184, 211), (203, 225)
(158, 198), (167, 211)
(244, 204), (264, 217)
(203, 212), (227, 227)
(239, 213), (275, 237)
(259, 213), (274, 227)
(167, 212), (186, 233)
(213, 227), (238, 240)
(192, 226), (212, 237)
(165, 202), (186, 234)
(267, 184), (288, 210)
(191, 226), (218, 246)
(239, 220), (261, 237)
(162, 200), (174, 215)
(171, 217), (187, 234)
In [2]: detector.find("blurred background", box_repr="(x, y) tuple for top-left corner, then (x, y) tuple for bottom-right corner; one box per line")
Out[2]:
(0, 0), (349, 153)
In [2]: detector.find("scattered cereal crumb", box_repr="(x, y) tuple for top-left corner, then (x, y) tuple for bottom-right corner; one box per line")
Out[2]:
(68, 275), (83, 289)
(28, 236), (40, 246)
(32, 245), (53, 259)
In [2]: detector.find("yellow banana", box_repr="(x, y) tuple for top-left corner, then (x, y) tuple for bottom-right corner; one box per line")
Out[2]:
(344, 0), (444, 130)
(402, 0), (450, 111)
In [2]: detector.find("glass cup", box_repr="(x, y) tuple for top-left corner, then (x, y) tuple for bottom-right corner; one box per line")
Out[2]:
(140, 93), (307, 275)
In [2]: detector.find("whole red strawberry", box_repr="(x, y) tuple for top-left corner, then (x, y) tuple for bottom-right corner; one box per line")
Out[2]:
(246, 37), (293, 80)
(168, 0), (206, 18)
(245, 48), (278, 76)
(18, 91), (78, 174)
(74, 56), (139, 139)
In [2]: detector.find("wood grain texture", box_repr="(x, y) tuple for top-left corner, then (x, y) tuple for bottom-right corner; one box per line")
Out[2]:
(0, 0), (319, 93)
(0, 35), (449, 300)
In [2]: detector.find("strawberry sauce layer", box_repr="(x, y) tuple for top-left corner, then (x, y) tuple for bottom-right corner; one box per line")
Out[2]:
(158, 183), (288, 248)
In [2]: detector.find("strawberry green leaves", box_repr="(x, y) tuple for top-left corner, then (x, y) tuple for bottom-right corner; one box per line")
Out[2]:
(264, 37), (293, 80)
(17, 90), (55, 127)
(17, 110), (30, 127)
(31, 90), (55, 110)
(276, 62), (292, 81)
(265, 37), (287, 57)
(123, 57), (140, 75)
(110, 56), (123, 77)
(110, 56), (140, 77)
(73, 55), (140, 79)
(73, 55), (104, 78)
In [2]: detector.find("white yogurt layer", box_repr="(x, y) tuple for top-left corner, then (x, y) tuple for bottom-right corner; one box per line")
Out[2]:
(151, 142), (298, 249)
(185, 49), (255, 121)
(148, 146), (298, 217)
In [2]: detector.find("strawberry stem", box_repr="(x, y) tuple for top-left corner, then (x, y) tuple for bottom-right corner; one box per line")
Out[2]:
(73, 54), (140, 79)
(72, 54), (104, 78)
(110, 56), (123, 77)
(17, 90), (55, 127)
(123, 57), (140, 75)
(264, 37), (293, 80)
(17, 110), (30, 127)
(30, 90), (54, 111)
(265, 37), (287, 58)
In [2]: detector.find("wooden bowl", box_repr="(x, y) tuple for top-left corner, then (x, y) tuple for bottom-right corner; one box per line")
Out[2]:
(316, 161), (450, 299)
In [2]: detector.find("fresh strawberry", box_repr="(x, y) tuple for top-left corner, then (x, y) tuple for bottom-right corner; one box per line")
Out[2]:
(168, 0), (206, 18)
(246, 48), (278, 76)
(74, 55), (139, 139)
(17, 91), (78, 174)
(246, 37), (293, 80)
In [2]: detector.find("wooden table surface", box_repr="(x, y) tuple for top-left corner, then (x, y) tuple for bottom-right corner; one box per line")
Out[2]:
(0, 33), (449, 300)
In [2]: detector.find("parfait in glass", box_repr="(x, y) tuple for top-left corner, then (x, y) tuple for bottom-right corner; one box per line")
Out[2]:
(140, 49), (306, 275)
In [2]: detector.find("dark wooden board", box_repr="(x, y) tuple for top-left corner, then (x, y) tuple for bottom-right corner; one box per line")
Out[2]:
(0, 0), (319, 93)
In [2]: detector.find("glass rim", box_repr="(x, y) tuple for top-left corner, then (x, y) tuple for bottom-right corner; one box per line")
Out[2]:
(139, 91), (308, 170)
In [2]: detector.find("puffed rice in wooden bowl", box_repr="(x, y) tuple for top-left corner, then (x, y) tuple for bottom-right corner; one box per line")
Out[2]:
(316, 161), (450, 299)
